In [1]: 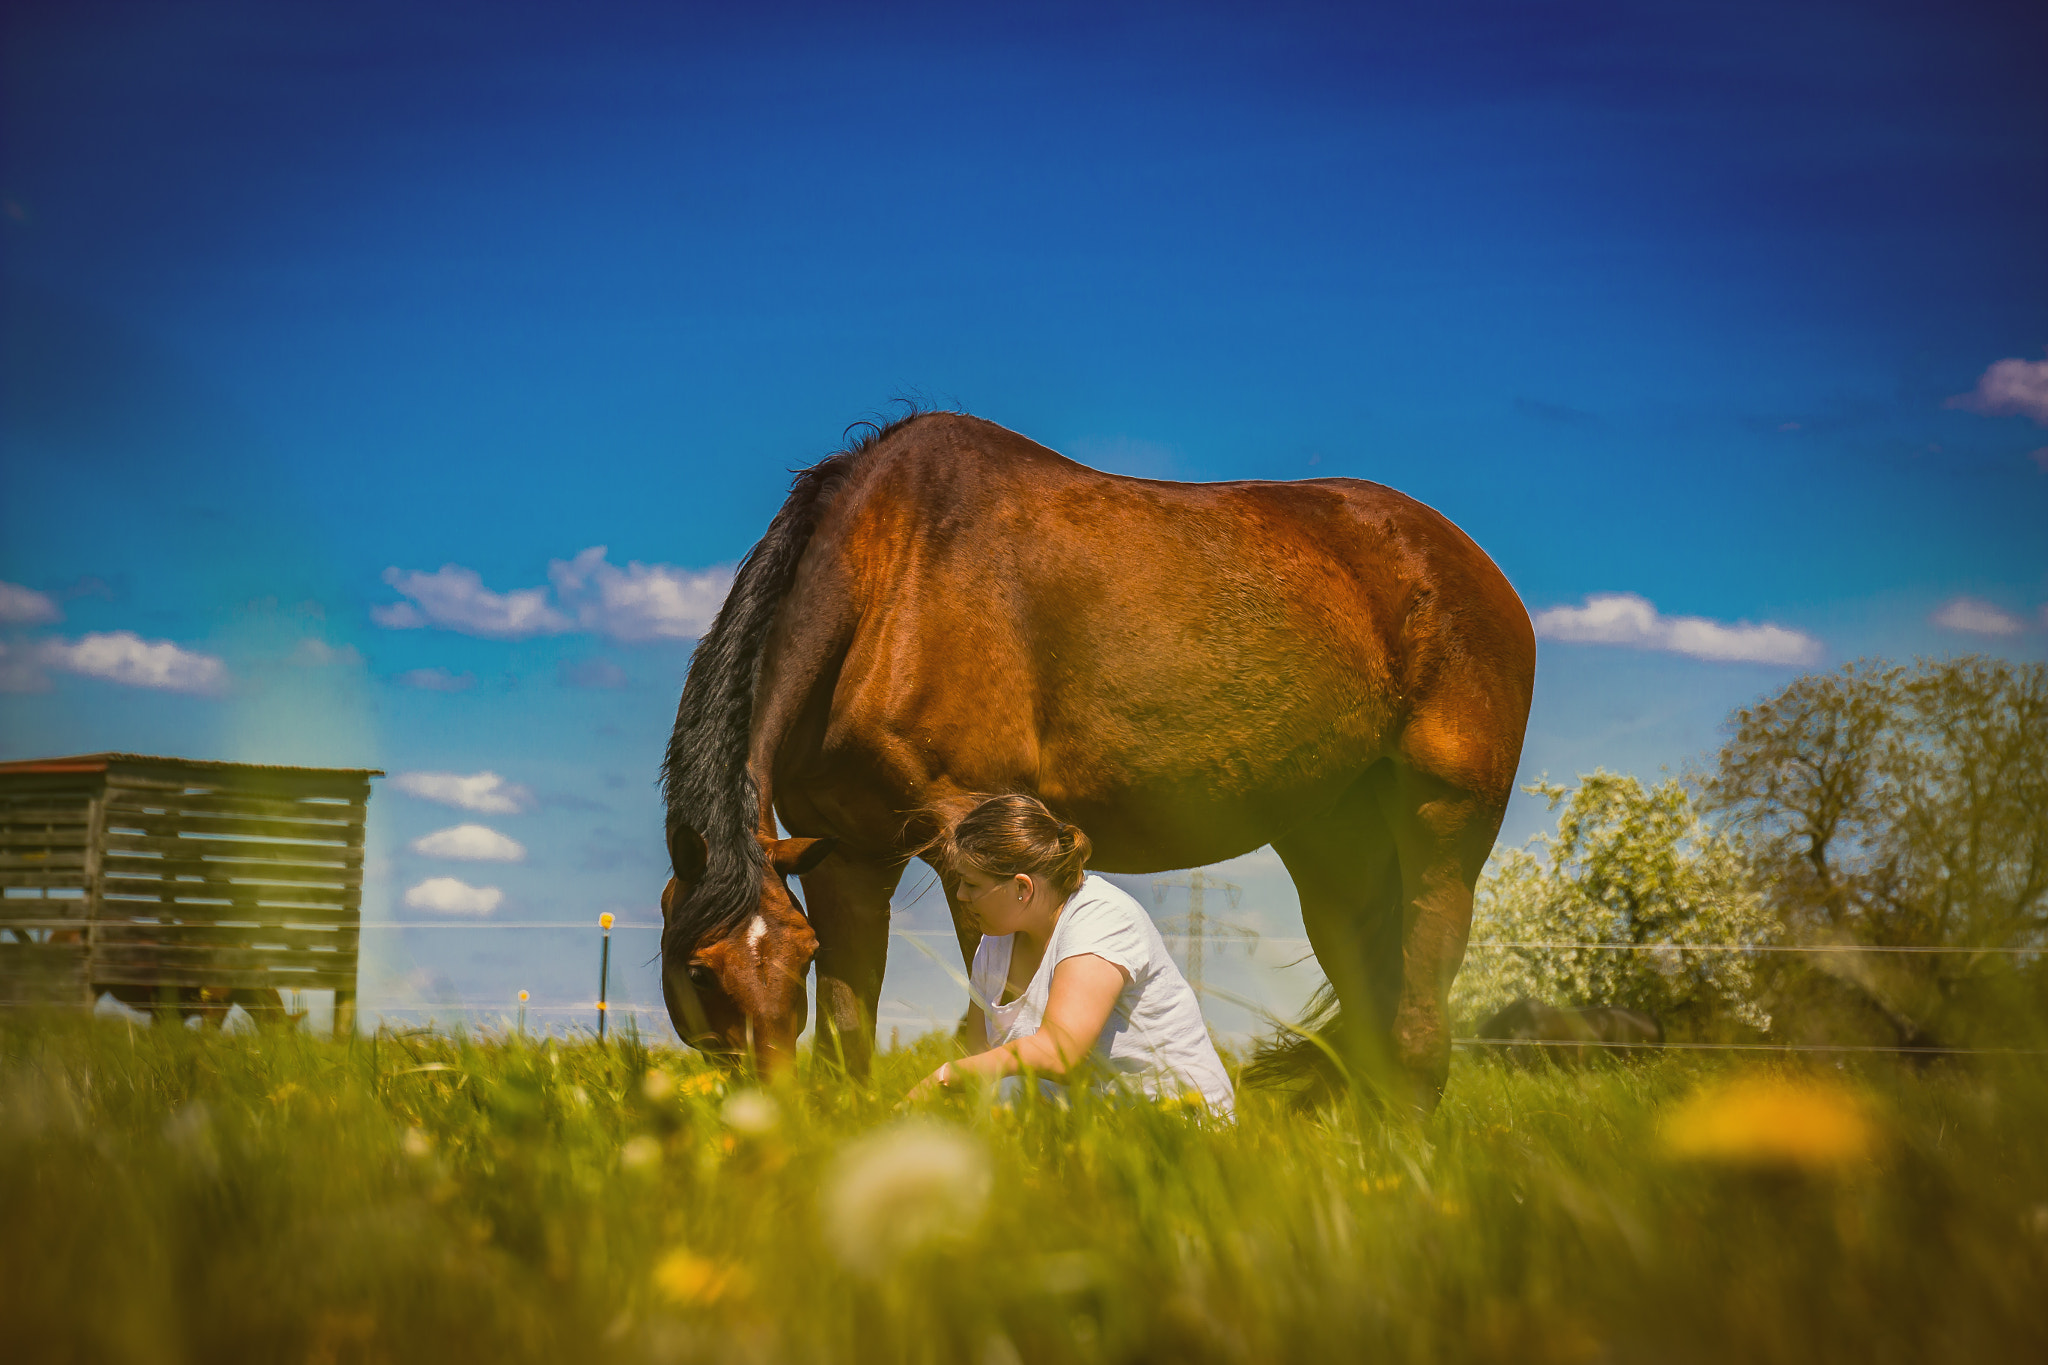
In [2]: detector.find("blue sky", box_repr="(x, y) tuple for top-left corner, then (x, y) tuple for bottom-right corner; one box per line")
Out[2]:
(4, 0), (2044, 1038)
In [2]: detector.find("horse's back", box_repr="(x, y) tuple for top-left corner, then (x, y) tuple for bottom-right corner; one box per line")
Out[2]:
(836, 416), (1524, 672)
(825, 415), (1534, 797)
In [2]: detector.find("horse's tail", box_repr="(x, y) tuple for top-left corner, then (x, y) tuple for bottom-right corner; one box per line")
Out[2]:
(1239, 983), (1349, 1102)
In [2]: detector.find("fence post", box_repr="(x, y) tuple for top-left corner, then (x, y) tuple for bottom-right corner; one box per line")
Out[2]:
(597, 913), (613, 1041)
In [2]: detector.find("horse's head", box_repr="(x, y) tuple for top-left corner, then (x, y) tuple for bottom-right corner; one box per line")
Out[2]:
(659, 823), (836, 1069)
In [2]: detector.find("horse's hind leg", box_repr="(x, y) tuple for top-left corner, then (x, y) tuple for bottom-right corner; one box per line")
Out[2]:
(1376, 762), (1513, 1114)
(1272, 768), (1404, 1094)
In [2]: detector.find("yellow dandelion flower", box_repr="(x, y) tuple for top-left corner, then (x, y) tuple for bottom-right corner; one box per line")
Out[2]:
(679, 1071), (722, 1097)
(652, 1249), (744, 1306)
(1660, 1075), (1875, 1171)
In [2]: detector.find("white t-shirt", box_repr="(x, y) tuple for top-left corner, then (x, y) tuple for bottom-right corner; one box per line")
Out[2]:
(970, 874), (1235, 1116)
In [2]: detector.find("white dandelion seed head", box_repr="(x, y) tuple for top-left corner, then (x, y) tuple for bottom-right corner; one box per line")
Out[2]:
(820, 1121), (992, 1274)
(620, 1134), (663, 1172)
(720, 1089), (781, 1136)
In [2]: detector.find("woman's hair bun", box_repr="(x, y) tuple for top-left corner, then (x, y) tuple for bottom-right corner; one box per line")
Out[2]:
(924, 794), (1092, 899)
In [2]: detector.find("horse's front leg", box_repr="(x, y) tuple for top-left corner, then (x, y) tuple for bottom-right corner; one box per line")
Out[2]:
(801, 854), (906, 1077)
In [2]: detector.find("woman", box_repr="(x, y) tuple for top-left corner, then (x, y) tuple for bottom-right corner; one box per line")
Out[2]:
(908, 794), (1235, 1115)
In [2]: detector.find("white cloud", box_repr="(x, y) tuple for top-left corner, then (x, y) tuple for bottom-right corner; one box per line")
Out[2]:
(376, 564), (573, 640)
(395, 667), (476, 692)
(369, 601), (426, 629)
(1532, 593), (1822, 666)
(372, 548), (729, 643)
(549, 546), (733, 642)
(289, 638), (363, 667)
(38, 631), (231, 694)
(559, 657), (629, 689)
(0, 581), (61, 626)
(403, 876), (503, 916)
(1948, 356), (2048, 426)
(1931, 596), (2027, 637)
(393, 770), (534, 814)
(411, 823), (527, 861)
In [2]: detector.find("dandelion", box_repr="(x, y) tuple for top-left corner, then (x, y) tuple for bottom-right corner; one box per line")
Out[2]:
(1660, 1075), (1875, 1171)
(621, 1135), (663, 1172)
(402, 1127), (433, 1159)
(652, 1249), (745, 1306)
(820, 1120), (991, 1274)
(720, 1089), (780, 1136)
(679, 1071), (721, 1097)
(163, 1101), (219, 1174)
(642, 1069), (676, 1102)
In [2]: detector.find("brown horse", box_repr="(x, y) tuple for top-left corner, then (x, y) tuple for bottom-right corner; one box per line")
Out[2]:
(658, 411), (1534, 1111)
(43, 926), (306, 1027)
(95, 982), (305, 1027)
(1474, 996), (1665, 1065)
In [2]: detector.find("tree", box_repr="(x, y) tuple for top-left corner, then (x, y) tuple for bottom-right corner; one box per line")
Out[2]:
(1453, 772), (1776, 1038)
(1703, 656), (2048, 1044)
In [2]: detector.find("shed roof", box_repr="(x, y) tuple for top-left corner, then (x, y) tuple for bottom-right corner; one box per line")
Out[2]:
(0, 753), (384, 778)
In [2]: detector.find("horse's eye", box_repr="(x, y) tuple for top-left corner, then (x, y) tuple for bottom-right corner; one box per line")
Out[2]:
(686, 963), (718, 992)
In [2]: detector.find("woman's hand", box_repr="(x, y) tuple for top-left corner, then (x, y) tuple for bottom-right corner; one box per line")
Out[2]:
(906, 1060), (955, 1103)
(903, 954), (1129, 1102)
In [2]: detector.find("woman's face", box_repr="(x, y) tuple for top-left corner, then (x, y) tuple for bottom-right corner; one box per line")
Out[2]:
(955, 866), (1043, 936)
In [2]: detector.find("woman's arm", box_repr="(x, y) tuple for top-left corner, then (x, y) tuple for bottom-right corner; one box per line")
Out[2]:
(961, 1001), (986, 1050)
(910, 954), (1128, 1099)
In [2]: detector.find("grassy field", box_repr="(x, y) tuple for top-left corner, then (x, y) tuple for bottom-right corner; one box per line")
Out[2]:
(4, 1016), (2045, 1364)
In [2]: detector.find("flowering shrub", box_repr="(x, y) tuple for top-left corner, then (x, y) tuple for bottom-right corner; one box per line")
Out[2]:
(1453, 773), (1777, 1036)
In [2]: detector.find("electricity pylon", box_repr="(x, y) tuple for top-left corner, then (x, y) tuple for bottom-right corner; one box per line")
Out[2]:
(1150, 870), (1257, 998)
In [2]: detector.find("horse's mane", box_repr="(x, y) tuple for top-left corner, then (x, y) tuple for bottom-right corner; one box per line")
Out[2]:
(659, 407), (936, 954)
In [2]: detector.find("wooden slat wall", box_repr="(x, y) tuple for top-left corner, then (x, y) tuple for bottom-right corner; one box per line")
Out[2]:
(0, 780), (97, 1004)
(0, 760), (373, 1029)
(93, 770), (368, 997)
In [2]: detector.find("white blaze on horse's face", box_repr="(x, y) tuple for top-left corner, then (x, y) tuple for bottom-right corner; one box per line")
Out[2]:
(658, 834), (837, 1069)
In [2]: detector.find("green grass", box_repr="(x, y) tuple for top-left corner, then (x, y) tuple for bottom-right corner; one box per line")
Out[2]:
(4, 1016), (2045, 1364)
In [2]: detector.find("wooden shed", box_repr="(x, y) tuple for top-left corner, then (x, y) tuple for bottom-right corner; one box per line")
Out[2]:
(0, 753), (379, 1035)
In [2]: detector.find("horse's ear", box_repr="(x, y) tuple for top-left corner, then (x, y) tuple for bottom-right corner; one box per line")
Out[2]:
(767, 836), (838, 877)
(667, 821), (709, 884)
